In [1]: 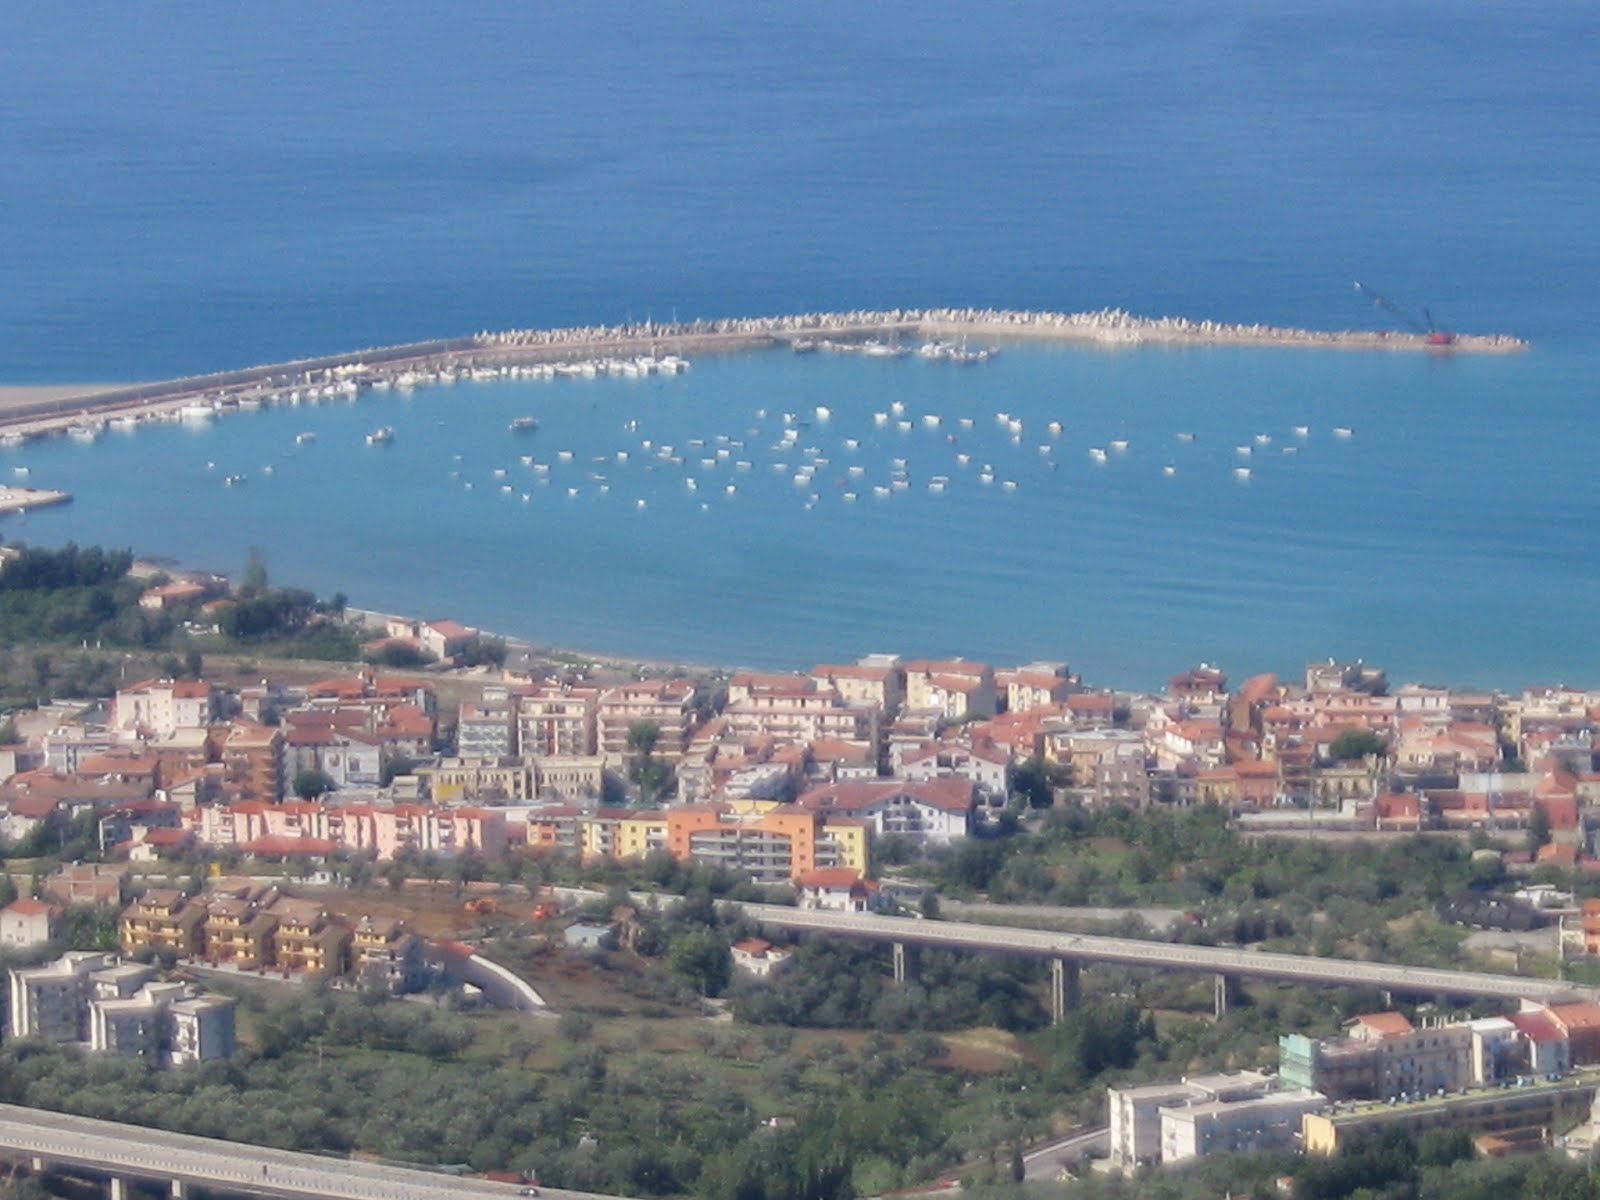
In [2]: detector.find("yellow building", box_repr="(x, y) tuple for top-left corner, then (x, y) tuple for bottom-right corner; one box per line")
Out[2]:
(1302, 1076), (1597, 1156)
(119, 890), (205, 958)
(581, 809), (670, 862)
(269, 897), (351, 977)
(203, 895), (277, 969)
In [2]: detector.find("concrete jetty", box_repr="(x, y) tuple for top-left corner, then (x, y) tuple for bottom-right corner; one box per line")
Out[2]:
(0, 487), (71, 515)
(0, 307), (1528, 442)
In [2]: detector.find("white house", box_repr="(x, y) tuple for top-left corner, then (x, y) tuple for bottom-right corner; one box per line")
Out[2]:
(0, 898), (59, 948)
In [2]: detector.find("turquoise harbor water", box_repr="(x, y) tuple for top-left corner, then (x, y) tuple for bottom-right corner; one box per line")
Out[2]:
(7, 341), (1599, 689)
(2, 3), (1598, 689)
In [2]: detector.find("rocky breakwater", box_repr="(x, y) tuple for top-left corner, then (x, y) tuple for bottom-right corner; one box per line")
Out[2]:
(911, 306), (1530, 353)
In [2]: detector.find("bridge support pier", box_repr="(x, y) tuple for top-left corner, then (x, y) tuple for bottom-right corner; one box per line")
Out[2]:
(109, 1177), (130, 1200)
(171, 1179), (188, 1200)
(1049, 958), (1081, 1023)
(1213, 973), (1239, 1018)
(893, 941), (907, 984)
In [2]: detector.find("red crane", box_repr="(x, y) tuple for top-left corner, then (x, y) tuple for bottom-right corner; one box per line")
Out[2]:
(1353, 281), (1456, 346)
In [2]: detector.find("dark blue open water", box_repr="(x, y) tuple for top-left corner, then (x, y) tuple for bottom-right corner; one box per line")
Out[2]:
(1, 3), (1596, 688)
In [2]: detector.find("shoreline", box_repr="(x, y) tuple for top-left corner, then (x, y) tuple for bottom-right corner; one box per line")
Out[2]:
(0, 306), (1528, 443)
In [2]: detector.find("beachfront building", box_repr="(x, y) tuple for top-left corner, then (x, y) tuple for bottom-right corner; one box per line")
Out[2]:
(902, 660), (997, 720)
(596, 680), (699, 766)
(996, 663), (1078, 714)
(811, 658), (904, 714)
(516, 685), (601, 757)
(720, 674), (881, 750)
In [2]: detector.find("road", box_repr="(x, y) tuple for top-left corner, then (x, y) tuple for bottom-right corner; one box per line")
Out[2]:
(729, 902), (1587, 1004)
(0, 1104), (627, 1200)
(937, 900), (1186, 934)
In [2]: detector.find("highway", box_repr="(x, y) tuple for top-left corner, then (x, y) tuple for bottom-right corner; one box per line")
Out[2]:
(730, 902), (1587, 1004)
(0, 1104), (625, 1200)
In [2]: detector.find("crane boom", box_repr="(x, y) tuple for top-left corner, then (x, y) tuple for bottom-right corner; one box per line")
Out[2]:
(1353, 281), (1456, 346)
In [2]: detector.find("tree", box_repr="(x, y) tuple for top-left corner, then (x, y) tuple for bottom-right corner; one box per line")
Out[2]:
(627, 721), (672, 803)
(1011, 756), (1066, 808)
(293, 768), (335, 800)
(1528, 802), (1553, 851)
(241, 547), (270, 599)
(669, 929), (732, 997)
(1328, 729), (1385, 762)
(1008, 1144), (1024, 1184)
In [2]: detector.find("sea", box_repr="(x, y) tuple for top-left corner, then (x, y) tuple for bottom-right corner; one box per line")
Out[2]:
(1, 2), (1596, 692)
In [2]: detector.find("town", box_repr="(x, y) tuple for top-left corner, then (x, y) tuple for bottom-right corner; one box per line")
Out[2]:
(9, 549), (1600, 1198)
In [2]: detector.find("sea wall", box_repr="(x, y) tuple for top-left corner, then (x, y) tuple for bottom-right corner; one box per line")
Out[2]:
(0, 307), (1527, 439)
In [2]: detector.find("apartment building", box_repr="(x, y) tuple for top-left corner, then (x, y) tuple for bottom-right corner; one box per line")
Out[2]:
(8, 952), (234, 1067)
(595, 680), (699, 765)
(799, 779), (975, 843)
(220, 721), (285, 803)
(112, 679), (217, 737)
(351, 916), (425, 994)
(1109, 1071), (1325, 1169)
(457, 703), (516, 758)
(120, 889), (206, 959)
(811, 659), (904, 713)
(516, 685), (600, 757)
(902, 660), (996, 720)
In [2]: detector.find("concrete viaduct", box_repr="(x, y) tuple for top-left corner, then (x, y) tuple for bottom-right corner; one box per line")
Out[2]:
(0, 1103), (623, 1200)
(723, 901), (1588, 1021)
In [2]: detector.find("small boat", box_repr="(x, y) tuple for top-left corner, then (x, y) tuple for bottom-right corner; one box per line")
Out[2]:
(1110, 439), (1129, 453)
(366, 426), (395, 445)
(1176, 432), (1196, 443)
(508, 416), (539, 433)
(224, 473), (247, 486)
(1233, 467), (1252, 480)
(1089, 448), (1108, 464)
(295, 432), (316, 445)
(1293, 425), (1310, 438)
(1162, 464), (1177, 477)
(1333, 427), (1354, 439)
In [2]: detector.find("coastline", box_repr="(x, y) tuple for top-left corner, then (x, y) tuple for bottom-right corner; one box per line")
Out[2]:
(0, 306), (1528, 443)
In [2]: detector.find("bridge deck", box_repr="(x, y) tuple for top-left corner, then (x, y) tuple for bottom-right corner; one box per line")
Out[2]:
(0, 1104), (628, 1200)
(732, 902), (1583, 1003)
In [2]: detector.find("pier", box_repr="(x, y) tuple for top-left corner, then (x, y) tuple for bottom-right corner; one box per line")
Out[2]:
(0, 486), (71, 515)
(0, 307), (1528, 446)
